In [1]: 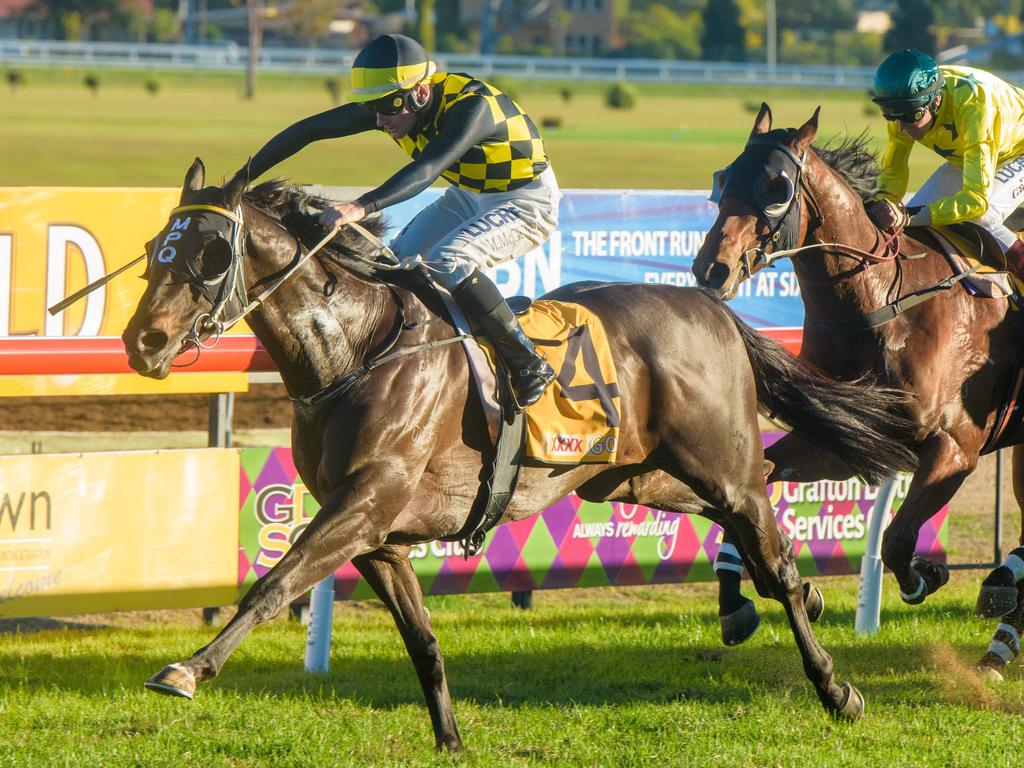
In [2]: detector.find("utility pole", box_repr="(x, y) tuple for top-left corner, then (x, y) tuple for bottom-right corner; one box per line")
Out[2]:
(766, 0), (777, 76)
(246, 0), (263, 100)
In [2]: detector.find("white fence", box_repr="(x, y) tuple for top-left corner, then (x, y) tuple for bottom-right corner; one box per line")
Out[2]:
(0, 38), (887, 88)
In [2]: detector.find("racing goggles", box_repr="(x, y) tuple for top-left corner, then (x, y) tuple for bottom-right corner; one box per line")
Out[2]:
(362, 90), (413, 116)
(880, 101), (931, 124)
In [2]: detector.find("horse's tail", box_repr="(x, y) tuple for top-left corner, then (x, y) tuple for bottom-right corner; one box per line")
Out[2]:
(728, 312), (919, 483)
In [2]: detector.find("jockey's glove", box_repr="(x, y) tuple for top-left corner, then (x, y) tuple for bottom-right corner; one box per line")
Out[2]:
(866, 198), (909, 233)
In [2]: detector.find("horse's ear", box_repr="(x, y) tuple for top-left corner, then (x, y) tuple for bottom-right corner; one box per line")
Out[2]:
(181, 157), (205, 202)
(794, 107), (821, 154)
(751, 103), (772, 136)
(224, 164), (249, 209)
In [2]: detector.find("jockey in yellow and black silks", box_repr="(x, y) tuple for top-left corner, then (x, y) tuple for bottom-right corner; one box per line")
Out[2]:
(867, 48), (1024, 271)
(244, 34), (559, 410)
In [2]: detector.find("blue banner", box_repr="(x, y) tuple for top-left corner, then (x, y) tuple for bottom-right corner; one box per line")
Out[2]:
(385, 189), (804, 330)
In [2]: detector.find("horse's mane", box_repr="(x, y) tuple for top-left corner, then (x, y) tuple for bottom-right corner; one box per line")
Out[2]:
(244, 179), (389, 276)
(811, 131), (881, 202)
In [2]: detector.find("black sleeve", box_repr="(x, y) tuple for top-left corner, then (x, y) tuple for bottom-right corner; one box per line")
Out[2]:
(247, 104), (378, 180)
(356, 96), (496, 213)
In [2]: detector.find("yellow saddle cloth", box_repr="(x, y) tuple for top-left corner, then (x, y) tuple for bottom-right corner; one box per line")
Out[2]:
(485, 300), (621, 465)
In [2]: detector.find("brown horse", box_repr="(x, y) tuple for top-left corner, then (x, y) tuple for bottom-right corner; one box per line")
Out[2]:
(693, 104), (1024, 667)
(125, 159), (920, 749)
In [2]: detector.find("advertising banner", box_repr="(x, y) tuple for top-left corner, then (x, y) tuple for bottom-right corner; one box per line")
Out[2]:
(238, 444), (946, 601)
(0, 449), (239, 617)
(0, 186), (796, 393)
(0, 187), (248, 395)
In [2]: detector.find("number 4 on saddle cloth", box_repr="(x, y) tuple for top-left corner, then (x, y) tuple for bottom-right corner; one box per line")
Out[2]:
(434, 292), (621, 555)
(480, 299), (622, 465)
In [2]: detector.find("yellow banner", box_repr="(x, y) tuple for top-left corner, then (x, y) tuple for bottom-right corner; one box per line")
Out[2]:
(0, 449), (239, 617)
(0, 187), (249, 395)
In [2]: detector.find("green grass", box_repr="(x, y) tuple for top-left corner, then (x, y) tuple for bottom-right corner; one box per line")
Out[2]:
(0, 67), (945, 189)
(1, 577), (1022, 767)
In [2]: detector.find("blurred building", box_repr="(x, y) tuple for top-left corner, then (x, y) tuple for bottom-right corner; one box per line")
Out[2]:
(0, 0), (51, 39)
(460, 0), (623, 56)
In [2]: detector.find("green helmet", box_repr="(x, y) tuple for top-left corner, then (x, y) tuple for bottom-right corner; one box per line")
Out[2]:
(872, 49), (943, 110)
(349, 34), (436, 109)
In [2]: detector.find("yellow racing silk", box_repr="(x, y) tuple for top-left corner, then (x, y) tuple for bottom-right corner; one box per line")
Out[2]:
(395, 72), (549, 193)
(876, 66), (1024, 225)
(480, 300), (621, 464)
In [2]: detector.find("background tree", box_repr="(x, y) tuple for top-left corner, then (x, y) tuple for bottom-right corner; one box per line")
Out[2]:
(36, 0), (119, 40)
(621, 4), (701, 59)
(700, 0), (746, 61)
(777, 0), (857, 65)
(885, 0), (937, 54)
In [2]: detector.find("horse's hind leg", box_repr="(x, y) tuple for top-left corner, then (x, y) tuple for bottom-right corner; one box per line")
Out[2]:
(723, 491), (862, 719)
(978, 580), (1024, 681)
(977, 445), (1024, 618)
(353, 546), (462, 752)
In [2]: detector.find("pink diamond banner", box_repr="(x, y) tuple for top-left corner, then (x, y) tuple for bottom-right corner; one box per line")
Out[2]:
(237, 436), (947, 600)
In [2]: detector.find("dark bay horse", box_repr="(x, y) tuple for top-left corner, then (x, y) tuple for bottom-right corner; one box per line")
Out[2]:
(124, 159), (920, 748)
(693, 104), (1024, 670)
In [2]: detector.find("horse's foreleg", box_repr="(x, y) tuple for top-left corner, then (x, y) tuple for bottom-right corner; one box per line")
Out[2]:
(353, 546), (462, 752)
(880, 432), (968, 605)
(722, 493), (862, 720)
(977, 446), (1024, 618)
(145, 475), (406, 698)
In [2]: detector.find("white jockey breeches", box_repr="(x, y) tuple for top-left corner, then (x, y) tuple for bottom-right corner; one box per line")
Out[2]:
(390, 167), (561, 289)
(909, 154), (1024, 251)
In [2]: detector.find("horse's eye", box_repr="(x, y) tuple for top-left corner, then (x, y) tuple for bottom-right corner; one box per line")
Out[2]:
(761, 174), (792, 205)
(198, 238), (232, 280)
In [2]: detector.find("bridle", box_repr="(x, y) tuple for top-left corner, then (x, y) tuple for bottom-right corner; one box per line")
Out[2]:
(145, 199), (468, 393)
(712, 137), (907, 288)
(147, 202), (344, 358)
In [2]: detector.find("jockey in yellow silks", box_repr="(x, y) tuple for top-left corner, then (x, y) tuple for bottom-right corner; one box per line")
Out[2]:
(868, 49), (1024, 271)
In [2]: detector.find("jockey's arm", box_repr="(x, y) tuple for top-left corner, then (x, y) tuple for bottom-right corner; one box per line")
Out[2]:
(875, 121), (914, 204)
(246, 103), (377, 180)
(926, 117), (998, 226)
(354, 97), (496, 214)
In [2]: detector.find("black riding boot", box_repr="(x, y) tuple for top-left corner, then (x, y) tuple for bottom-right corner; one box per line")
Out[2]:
(451, 270), (555, 410)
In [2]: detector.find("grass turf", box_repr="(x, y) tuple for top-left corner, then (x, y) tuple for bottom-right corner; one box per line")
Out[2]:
(0, 68), (945, 190)
(0, 577), (1022, 767)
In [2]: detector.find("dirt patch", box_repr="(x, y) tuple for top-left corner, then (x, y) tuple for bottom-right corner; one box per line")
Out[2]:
(0, 384), (293, 432)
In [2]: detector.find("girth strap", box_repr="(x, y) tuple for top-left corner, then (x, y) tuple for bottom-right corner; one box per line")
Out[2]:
(804, 267), (979, 332)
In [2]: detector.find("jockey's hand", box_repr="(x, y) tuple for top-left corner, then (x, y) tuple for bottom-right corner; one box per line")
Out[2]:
(865, 198), (908, 233)
(319, 201), (366, 231)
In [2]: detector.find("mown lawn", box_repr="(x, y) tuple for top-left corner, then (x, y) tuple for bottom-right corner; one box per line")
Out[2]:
(0, 68), (945, 190)
(0, 576), (1022, 767)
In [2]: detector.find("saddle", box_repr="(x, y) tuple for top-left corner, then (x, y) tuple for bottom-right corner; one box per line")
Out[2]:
(382, 269), (621, 554)
(911, 222), (1019, 301)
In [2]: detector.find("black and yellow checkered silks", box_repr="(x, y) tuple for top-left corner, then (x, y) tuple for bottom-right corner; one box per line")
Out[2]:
(396, 73), (550, 193)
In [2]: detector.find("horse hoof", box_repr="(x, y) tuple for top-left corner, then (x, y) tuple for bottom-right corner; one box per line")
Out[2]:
(977, 649), (1009, 683)
(833, 682), (865, 722)
(144, 663), (196, 700)
(720, 598), (760, 646)
(911, 557), (950, 599)
(975, 567), (1018, 618)
(975, 585), (1019, 619)
(803, 582), (825, 623)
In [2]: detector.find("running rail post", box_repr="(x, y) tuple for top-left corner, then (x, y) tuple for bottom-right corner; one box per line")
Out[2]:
(304, 573), (336, 673)
(855, 476), (900, 635)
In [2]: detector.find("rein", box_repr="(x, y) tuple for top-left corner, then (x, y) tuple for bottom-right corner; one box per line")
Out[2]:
(723, 138), (964, 332)
(164, 202), (468, 404)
